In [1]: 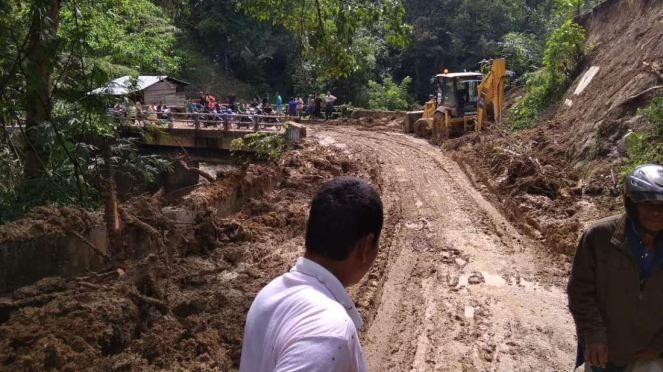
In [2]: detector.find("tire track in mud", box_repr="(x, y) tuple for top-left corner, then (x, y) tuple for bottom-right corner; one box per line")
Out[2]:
(313, 127), (576, 371)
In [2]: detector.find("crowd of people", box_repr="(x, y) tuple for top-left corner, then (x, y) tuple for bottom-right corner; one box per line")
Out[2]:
(186, 91), (338, 120)
(109, 90), (340, 128)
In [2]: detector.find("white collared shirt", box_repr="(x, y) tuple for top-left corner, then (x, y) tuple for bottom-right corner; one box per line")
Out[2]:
(239, 257), (366, 372)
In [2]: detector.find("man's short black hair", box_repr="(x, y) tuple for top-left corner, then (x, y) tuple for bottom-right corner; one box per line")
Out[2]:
(305, 177), (383, 261)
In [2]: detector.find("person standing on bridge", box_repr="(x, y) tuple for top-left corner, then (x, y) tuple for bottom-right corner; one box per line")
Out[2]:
(313, 92), (323, 119)
(296, 95), (304, 117)
(325, 91), (337, 120)
(276, 92), (283, 114)
(240, 177), (382, 372)
(569, 164), (663, 372)
(307, 94), (315, 117)
(288, 97), (297, 117)
(227, 92), (236, 112)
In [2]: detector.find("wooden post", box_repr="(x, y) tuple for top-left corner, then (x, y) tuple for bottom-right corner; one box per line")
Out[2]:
(194, 112), (200, 130)
(223, 114), (229, 132)
(253, 115), (259, 132)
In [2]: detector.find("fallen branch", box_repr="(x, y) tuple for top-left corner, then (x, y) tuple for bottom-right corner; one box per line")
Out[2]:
(495, 146), (522, 157)
(119, 207), (172, 300)
(176, 159), (215, 182)
(128, 291), (169, 314)
(77, 281), (106, 291)
(0, 293), (58, 311)
(72, 231), (111, 263)
(152, 186), (165, 199)
(620, 85), (663, 106)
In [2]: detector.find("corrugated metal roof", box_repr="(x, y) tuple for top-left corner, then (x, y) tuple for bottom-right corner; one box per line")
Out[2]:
(90, 75), (189, 95)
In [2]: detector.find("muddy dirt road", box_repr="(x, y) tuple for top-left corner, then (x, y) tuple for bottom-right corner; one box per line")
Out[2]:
(314, 126), (576, 371)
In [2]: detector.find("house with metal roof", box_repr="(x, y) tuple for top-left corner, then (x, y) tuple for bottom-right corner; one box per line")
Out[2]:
(91, 75), (189, 107)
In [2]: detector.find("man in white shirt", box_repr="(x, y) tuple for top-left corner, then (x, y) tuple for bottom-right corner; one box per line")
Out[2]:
(240, 177), (384, 372)
(325, 91), (337, 120)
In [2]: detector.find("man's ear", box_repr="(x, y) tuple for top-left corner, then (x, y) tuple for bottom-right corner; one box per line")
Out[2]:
(356, 233), (376, 264)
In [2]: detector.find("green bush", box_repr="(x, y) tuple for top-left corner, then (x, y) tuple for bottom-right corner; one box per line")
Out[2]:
(621, 131), (663, 178)
(643, 95), (663, 136)
(231, 132), (285, 161)
(508, 69), (567, 130)
(620, 96), (663, 177)
(543, 20), (589, 77)
(367, 76), (412, 111)
(507, 20), (589, 130)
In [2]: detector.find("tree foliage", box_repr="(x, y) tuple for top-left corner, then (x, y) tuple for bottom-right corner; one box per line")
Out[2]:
(237, 0), (409, 80)
(231, 132), (286, 161)
(0, 0), (179, 222)
(499, 32), (543, 77)
(508, 20), (589, 130)
(367, 76), (412, 111)
(643, 95), (663, 136)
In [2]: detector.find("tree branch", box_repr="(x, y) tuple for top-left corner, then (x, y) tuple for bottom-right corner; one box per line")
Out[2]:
(71, 231), (112, 264)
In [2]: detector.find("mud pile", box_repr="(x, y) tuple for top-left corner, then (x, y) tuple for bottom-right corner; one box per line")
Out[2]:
(445, 129), (617, 257)
(335, 116), (404, 133)
(0, 207), (100, 243)
(0, 139), (382, 371)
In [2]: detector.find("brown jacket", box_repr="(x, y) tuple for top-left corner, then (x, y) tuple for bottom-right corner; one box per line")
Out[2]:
(568, 214), (663, 366)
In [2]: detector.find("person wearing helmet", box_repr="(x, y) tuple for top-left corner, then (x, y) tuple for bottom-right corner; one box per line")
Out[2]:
(568, 164), (663, 371)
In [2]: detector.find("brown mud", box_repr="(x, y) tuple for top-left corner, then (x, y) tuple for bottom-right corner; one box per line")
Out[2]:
(0, 138), (382, 371)
(312, 126), (576, 371)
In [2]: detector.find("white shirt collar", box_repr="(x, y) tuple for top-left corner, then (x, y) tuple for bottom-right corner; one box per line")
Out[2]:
(291, 257), (364, 329)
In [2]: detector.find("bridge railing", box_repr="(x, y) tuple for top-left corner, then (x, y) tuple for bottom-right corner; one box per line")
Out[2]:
(112, 110), (291, 133)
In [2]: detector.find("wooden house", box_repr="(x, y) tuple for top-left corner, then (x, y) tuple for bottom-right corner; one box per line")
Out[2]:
(91, 76), (189, 107)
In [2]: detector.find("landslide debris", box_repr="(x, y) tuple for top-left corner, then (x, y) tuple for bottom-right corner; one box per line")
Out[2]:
(0, 138), (382, 371)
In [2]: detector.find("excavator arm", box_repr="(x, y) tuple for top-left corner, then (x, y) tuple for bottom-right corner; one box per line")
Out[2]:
(476, 58), (506, 131)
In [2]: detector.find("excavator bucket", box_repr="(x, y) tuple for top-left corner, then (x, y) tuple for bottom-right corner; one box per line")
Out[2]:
(476, 58), (505, 131)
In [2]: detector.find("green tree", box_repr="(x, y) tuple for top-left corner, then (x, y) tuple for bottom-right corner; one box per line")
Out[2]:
(237, 0), (409, 79)
(499, 32), (544, 76)
(367, 76), (412, 110)
(508, 20), (589, 130)
(0, 0), (181, 221)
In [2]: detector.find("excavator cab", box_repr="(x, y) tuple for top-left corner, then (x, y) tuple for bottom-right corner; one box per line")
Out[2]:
(436, 74), (482, 118)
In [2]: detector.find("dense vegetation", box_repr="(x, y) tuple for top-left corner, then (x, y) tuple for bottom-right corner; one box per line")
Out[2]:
(0, 0), (607, 222)
(622, 96), (663, 176)
(507, 20), (590, 130)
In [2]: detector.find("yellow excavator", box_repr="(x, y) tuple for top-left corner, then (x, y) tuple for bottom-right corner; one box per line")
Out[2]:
(408, 58), (506, 142)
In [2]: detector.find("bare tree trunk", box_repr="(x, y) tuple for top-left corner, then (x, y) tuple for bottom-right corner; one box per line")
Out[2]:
(23, 0), (61, 180)
(102, 148), (123, 261)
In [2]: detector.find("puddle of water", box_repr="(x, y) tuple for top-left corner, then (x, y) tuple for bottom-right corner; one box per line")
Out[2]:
(481, 271), (507, 287)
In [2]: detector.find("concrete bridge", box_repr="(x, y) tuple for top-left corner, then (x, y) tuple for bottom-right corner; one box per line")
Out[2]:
(119, 112), (305, 150)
